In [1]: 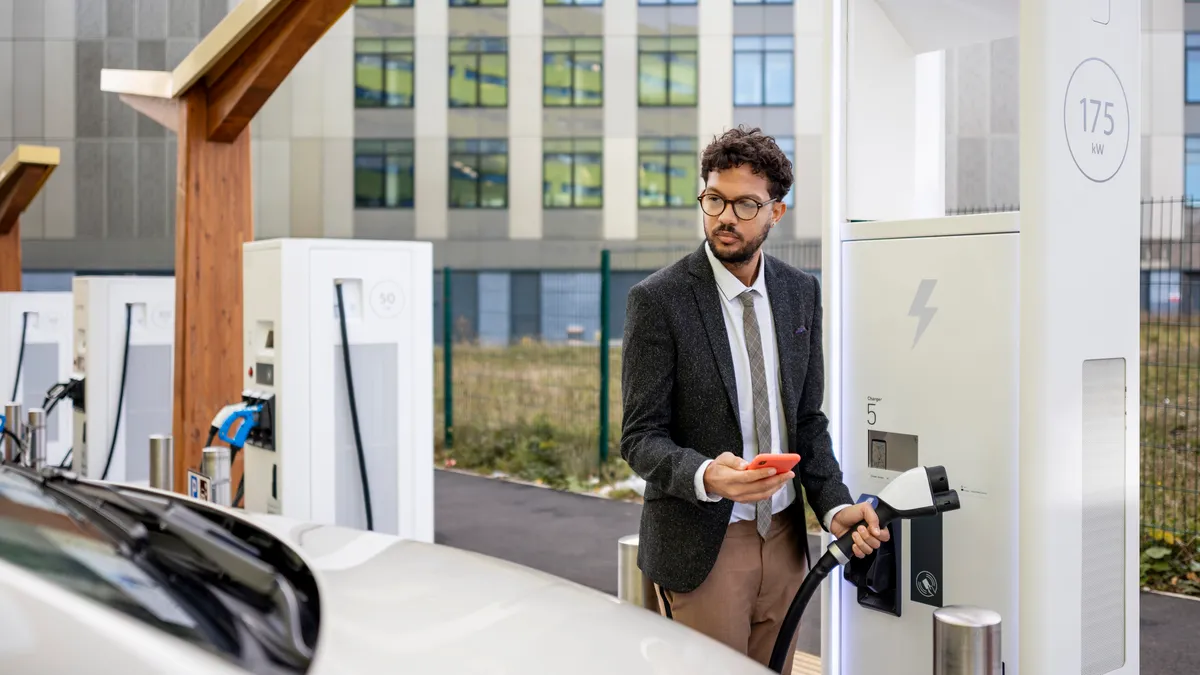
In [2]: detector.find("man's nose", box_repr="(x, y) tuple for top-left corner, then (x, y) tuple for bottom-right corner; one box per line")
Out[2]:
(718, 203), (739, 225)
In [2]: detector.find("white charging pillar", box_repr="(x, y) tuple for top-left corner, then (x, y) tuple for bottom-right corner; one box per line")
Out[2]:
(0, 292), (73, 466)
(241, 239), (434, 543)
(820, 2), (1140, 674)
(71, 277), (176, 485)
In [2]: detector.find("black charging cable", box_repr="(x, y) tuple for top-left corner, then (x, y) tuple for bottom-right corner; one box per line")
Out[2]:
(335, 282), (373, 531)
(10, 312), (29, 403)
(100, 304), (133, 481)
(2, 428), (24, 463)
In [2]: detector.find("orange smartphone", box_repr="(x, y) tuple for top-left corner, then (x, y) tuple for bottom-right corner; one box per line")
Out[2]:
(745, 453), (801, 474)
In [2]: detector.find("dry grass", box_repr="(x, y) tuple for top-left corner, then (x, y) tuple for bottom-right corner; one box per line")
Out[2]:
(1141, 319), (1200, 539)
(433, 342), (823, 531)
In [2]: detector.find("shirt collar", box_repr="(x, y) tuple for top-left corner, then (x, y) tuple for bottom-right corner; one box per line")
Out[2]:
(704, 240), (767, 303)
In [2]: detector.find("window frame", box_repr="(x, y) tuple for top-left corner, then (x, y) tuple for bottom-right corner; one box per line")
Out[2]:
(354, 139), (416, 209)
(732, 36), (794, 107)
(637, 137), (699, 209)
(354, 0), (414, 6)
(1186, 136), (1200, 205)
(544, 0), (603, 5)
(637, 0), (697, 5)
(543, 37), (604, 107)
(448, 38), (509, 108)
(543, 138), (604, 209)
(354, 38), (415, 109)
(637, 37), (699, 108)
(449, 139), (510, 209)
(1188, 34), (1200, 104)
(449, 0), (508, 6)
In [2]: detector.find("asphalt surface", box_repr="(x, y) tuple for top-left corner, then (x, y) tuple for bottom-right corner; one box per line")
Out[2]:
(433, 469), (1200, 672)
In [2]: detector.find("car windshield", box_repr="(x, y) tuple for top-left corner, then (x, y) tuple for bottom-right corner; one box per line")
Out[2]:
(0, 470), (221, 650)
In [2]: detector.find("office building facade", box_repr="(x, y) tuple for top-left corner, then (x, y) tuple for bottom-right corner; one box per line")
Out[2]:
(0, 0), (1190, 278)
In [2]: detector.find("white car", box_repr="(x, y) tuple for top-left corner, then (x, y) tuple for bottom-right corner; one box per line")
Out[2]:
(0, 464), (777, 674)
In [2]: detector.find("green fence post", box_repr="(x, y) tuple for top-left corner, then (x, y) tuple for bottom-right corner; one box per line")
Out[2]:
(443, 266), (453, 450)
(599, 250), (611, 465)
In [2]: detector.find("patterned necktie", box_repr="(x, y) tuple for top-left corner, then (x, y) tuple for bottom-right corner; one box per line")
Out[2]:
(739, 291), (774, 538)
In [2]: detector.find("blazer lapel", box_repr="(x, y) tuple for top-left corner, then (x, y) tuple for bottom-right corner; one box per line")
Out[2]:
(687, 246), (740, 421)
(764, 256), (799, 439)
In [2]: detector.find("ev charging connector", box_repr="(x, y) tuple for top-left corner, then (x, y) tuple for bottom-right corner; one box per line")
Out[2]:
(767, 465), (961, 673)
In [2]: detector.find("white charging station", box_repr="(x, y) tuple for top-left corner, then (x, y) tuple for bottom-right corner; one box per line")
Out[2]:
(820, 2), (1139, 674)
(0, 292), (73, 465)
(240, 238), (434, 543)
(70, 277), (176, 486)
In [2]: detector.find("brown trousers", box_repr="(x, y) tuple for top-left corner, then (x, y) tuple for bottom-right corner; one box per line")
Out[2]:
(656, 511), (807, 673)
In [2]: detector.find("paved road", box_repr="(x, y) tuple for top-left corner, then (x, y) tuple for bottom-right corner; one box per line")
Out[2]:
(434, 469), (1200, 672)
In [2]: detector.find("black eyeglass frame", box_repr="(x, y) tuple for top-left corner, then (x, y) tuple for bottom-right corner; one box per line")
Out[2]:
(697, 193), (780, 220)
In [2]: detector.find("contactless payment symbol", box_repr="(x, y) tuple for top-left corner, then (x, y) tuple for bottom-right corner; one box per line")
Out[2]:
(915, 571), (938, 599)
(1063, 57), (1129, 183)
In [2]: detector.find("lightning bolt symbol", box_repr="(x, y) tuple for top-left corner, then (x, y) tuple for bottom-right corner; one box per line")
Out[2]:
(908, 279), (938, 348)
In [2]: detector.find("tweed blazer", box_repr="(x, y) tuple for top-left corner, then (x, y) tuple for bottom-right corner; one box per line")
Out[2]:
(620, 243), (853, 593)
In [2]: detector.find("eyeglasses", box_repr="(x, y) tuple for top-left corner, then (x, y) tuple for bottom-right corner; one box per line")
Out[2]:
(698, 193), (778, 220)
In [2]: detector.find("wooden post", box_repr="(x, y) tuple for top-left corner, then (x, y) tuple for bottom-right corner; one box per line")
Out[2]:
(0, 146), (61, 292)
(100, 0), (354, 493)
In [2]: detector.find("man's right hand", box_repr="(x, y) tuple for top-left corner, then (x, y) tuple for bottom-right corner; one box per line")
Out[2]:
(702, 452), (794, 503)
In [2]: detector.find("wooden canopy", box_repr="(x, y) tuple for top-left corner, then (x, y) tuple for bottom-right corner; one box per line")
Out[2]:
(0, 145), (60, 292)
(100, 0), (353, 493)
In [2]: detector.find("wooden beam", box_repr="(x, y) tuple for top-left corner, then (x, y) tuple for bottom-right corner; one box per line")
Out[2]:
(206, 0), (353, 142)
(171, 87), (254, 492)
(0, 145), (60, 292)
(0, 217), (20, 292)
(98, 0), (354, 495)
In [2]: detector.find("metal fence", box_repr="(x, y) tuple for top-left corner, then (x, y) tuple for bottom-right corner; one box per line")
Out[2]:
(434, 198), (1200, 542)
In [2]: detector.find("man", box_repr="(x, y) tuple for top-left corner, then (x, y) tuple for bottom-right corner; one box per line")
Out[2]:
(620, 127), (888, 670)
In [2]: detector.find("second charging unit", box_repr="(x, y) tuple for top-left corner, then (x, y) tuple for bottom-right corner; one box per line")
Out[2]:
(241, 239), (434, 543)
(70, 276), (176, 485)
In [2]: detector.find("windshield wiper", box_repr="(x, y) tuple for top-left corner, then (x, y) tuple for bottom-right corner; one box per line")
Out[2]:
(24, 467), (314, 664)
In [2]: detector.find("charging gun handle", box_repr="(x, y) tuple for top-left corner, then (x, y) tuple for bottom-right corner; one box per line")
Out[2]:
(827, 500), (898, 564)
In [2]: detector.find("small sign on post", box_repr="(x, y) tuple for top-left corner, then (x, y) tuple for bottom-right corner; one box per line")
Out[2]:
(188, 469), (212, 502)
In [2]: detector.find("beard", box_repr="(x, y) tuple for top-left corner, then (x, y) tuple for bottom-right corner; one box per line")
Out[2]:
(707, 224), (770, 266)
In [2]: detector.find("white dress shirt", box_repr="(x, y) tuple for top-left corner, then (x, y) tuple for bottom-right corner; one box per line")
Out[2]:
(692, 242), (850, 530)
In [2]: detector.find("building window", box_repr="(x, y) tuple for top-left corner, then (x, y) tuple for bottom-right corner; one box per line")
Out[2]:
(1187, 137), (1200, 204)
(1189, 34), (1200, 103)
(775, 136), (795, 207)
(544, 139), (603, 208)
(355, 0), (414, 6)
(450, 0), (507, 6)
(544, 37), (603, 107)
(732, 0), (791, 4)
(638, 137), (698, 208)
(639, 0), (696, 5)
(638, 37), (698, 107)
(733, 36), (794, 106)
(355, 38), (414, 108)
(355, 140), (415, 208)
(546, 0), (602, 4)
(449, 38), (508, 108)
(450, 139), (508, 208)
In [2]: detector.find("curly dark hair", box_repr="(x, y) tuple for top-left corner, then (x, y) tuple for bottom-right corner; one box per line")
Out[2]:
(700, 126), (794, 202)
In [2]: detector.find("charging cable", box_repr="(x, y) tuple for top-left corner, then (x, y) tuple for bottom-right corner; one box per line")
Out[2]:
(100, 304), (133, 481)
(203, 401), (261, 508)
(1, 414), (24, 464)
(10, 312), (28, 403)
(335, 281), (374, 532)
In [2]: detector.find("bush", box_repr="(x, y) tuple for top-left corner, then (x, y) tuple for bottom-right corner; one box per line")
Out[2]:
(1141, 529), (1200, 596)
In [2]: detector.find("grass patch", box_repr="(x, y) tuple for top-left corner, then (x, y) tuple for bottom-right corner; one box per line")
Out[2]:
(433, 342), (822, 529)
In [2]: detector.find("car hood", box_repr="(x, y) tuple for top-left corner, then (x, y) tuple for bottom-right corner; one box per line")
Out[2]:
(237, 513), (776, 675)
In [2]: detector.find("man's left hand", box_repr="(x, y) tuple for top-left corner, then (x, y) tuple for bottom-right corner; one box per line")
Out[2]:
(830, 503), (891, 558)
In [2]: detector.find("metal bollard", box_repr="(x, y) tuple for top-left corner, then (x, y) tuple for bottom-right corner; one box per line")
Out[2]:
(618, 534), (660, 613)
(201, 446), (231, 506)
(933, 606), (1002, 675)
(149, 435), (174, 491)
(25, 408), (46, 470)
(3, 402), (20, 462)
